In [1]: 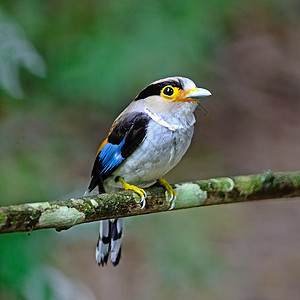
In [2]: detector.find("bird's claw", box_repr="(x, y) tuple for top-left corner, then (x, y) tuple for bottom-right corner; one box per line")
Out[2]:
(168, 193), (177, 210)
(140, 192), (147, 209)
(157, 178), (177, 210)
(117, 176), (147, 209)
(131, 188), (147, 209)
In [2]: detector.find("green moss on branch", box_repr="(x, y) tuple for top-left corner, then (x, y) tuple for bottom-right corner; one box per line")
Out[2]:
(0, 171), (299, 234)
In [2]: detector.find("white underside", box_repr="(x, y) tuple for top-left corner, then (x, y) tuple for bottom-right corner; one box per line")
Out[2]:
(104, 105), (196, 191)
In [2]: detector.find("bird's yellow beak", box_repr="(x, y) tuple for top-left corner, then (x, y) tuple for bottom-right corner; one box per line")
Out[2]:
(182, 87), (212, 101)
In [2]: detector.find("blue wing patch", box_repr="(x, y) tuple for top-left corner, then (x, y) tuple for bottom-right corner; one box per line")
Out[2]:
(88, 112), (151, 193)
(98, 139), (125, 174)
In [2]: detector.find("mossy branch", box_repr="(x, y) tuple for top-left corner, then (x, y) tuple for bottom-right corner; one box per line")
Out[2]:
(1, 170), (300, 234)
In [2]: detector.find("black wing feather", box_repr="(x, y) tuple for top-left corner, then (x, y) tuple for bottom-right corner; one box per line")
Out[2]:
(88, 112), (150, 193)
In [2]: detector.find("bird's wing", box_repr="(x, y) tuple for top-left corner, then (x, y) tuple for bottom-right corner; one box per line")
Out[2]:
(88, 112), (151, 193)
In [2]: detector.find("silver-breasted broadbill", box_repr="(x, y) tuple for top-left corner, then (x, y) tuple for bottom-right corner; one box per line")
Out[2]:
(85, 76), (211, 266)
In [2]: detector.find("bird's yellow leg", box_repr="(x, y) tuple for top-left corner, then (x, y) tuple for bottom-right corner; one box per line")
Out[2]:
(157, 178), (177, 210)
(117, 176), (147, 209)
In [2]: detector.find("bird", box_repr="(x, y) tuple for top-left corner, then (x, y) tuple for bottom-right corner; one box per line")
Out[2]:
(86, 76), (211, 266)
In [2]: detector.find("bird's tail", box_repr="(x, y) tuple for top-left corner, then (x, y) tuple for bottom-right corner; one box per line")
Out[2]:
(95, 218), (123, 266)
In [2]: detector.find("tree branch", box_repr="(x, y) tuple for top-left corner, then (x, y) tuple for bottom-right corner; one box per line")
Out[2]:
(1, 171), (300, 234)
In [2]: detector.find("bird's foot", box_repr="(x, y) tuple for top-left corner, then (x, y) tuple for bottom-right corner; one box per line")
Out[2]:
(117, 176), (147, 209)
(157, 178), (177, 210)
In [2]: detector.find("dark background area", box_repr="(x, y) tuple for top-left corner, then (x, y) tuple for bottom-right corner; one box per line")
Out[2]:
(0, 1), (299, 299)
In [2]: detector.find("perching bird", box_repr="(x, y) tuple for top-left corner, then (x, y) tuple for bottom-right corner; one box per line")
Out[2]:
(86, 76), (211, 266)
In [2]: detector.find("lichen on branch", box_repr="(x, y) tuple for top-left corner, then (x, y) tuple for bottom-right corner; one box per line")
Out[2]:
(0, 171), (300, 234)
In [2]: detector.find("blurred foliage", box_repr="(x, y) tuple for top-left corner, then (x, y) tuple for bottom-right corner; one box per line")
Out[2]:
(0, 0), (240, 109)
(0, 0), (299, 299)
(0, 7), (45, 99)
(0, 232), (50, 299)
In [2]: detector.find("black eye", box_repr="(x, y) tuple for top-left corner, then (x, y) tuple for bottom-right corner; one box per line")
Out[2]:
(163, 86), (174, 96)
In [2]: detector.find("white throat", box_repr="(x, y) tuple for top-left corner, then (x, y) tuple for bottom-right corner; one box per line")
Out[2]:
(144, 107), (186, 131)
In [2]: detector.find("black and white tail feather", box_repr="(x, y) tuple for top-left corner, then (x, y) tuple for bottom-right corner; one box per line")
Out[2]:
(84, 189), (123, 266)
(85, 109), (152, 266)
(95, 218), (123, 266)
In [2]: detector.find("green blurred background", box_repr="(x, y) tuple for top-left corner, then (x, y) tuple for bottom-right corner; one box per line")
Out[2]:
(1, 1), (300, 299)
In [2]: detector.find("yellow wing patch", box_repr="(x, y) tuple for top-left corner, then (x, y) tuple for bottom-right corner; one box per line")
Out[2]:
(96, 138), (108, 155)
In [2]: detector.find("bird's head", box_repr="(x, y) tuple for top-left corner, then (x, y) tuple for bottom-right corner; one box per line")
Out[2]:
(134, 76), (211, 115)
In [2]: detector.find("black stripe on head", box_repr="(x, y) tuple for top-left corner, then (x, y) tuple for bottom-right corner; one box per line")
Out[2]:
(135, 78), (184, 101)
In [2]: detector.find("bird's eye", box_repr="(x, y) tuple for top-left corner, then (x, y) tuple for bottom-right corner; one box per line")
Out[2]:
(162, 86), (174, 97)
